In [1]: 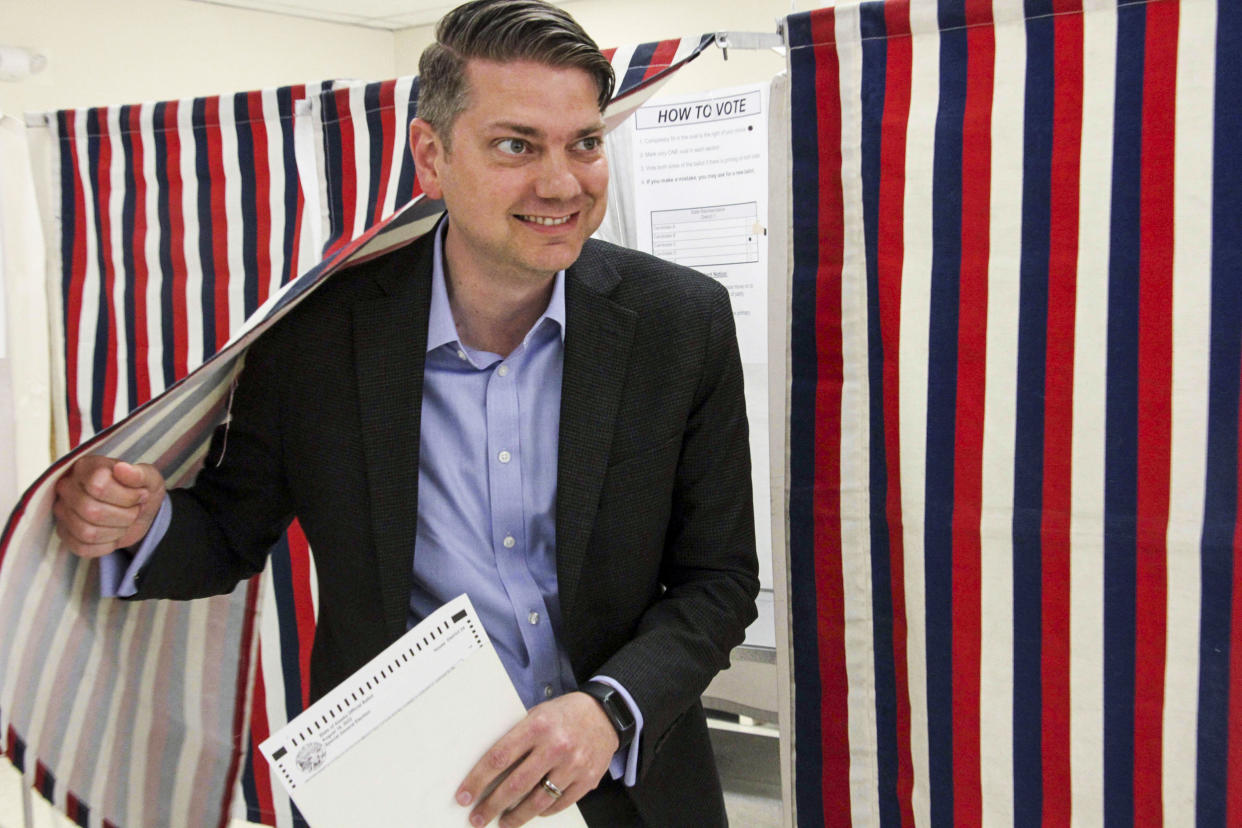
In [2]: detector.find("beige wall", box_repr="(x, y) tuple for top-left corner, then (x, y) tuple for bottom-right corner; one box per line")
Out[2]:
(3, 0), (811, 120)
(0, 0), (396, 117)
(396, 0), (796, 97)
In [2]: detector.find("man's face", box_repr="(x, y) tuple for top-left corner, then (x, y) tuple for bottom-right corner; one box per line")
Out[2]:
(409, 59), (609, 285)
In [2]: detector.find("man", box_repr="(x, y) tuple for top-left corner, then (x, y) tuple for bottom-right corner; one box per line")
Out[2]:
(52, 1), (758, 825)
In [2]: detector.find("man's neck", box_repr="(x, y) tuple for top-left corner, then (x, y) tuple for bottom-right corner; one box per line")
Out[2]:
(443, 260), (556, 358)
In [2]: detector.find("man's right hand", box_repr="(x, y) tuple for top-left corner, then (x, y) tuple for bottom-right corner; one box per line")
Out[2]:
(53, 456), (166, 558)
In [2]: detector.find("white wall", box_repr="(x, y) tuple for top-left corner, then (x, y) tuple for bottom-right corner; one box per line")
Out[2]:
(0, 0), (396, 117)
(395, 0), (800, 96)
(4, 0), (829, 119)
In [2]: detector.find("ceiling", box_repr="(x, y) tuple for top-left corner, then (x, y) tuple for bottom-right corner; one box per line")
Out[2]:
(189, 0), (573, 30)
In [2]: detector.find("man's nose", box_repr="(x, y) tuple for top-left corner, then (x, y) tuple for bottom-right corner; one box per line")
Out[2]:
(534, 152), (583, 201)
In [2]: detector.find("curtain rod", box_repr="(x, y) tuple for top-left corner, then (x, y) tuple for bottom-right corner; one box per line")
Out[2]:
(23, 98), (315, 127)
(712, 28), (786, 60)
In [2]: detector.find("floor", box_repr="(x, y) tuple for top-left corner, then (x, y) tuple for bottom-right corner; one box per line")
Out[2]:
(712, 721), (784, 827)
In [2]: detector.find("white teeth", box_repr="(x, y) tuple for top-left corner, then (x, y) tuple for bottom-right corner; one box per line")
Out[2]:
(519, 214), (571, 226)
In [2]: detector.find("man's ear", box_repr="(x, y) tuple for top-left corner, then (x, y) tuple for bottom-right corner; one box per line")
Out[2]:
(409, 118), (445, 200)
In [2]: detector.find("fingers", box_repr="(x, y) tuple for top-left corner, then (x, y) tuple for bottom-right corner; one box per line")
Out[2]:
(464, 751), (586, 828)
(457, 740), (521, 816)
(66, 456), (148, 508)
(535, 776), (586, 818)
(111, 460), (163, 496)
(53, 491), (140, 538)
(496, 776), (584, 828)
(53, 497), (137, 558)
(458, 693), (617, 826)
(53, 456), (167, 558)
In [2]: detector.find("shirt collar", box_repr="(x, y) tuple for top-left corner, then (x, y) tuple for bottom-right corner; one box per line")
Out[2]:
(426, 218), (567, 354)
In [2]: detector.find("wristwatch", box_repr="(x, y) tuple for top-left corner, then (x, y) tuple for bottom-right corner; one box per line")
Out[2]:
(580, 680), (636, 749)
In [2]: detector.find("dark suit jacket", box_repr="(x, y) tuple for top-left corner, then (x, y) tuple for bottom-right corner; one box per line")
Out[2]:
(133, 229), (760, 825)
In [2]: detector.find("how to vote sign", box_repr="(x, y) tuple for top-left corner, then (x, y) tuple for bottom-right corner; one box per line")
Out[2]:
(634, 89), (763, 129)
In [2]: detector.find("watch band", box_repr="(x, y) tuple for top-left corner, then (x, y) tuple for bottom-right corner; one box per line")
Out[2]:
(580, 680), (636, 749)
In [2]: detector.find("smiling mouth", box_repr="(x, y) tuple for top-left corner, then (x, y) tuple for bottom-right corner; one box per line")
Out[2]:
(516, 213), (574, 226)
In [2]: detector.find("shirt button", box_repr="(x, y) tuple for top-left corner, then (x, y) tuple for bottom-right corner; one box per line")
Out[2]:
(528, 611), (539, 625)
(498, 450), (512, 463)
(503, 535), (516, 549)
(543, 684), (555, 699)
(497, 365), (509, 377)
(456, 349), (467, 360)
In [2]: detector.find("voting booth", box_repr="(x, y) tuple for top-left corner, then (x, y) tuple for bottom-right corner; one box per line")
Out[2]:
(4, 0), (1242, 825)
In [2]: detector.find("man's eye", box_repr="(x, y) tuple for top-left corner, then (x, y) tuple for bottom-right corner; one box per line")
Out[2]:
(496, 138), (528, 155)
(575, 136), (602, 152)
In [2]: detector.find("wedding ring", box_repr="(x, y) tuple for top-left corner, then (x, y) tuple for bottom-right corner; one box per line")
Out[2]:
(541, 776), (565, 800)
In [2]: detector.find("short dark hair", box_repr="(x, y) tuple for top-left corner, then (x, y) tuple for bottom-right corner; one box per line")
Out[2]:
(417, 0), (615, 145)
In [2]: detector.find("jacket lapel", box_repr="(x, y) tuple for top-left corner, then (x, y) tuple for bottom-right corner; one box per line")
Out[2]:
(556, 244), (636, 622)
(353, 234), (434, 642)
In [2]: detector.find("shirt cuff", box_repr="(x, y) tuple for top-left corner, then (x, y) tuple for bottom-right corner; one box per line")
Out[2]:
(98, 497), (172, 598)
(589, 675), (643, 787)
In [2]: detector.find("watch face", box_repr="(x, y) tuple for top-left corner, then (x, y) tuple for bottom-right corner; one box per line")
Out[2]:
(586, 682), (635, 733)
(603, 693), (635, 729)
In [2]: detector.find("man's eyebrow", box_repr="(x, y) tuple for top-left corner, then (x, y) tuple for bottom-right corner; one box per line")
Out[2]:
(486, 122), (606, 139)
(489, 122), (541, 137)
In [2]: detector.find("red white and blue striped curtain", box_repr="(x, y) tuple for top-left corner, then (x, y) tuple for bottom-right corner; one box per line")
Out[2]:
(40, 85), (330, 828)
(316, 34), (713, 251)
(50, 85), (327, 450)
(786, 0), (1240, 825)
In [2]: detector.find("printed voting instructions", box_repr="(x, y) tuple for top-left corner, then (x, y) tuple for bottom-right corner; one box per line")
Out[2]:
(259, 593), (587, 826)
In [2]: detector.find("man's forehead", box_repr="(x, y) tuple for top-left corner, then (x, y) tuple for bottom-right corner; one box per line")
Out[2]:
(456, 59), (606, 133)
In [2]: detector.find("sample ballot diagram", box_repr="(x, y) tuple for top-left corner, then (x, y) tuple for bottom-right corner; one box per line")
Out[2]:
(650, 202), (760, 269)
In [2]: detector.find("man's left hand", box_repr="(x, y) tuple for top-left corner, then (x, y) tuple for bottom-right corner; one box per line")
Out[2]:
(457, 691), (620, 827)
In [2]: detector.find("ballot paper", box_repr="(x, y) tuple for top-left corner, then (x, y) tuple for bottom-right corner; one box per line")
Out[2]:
(259, 594), (587, 827)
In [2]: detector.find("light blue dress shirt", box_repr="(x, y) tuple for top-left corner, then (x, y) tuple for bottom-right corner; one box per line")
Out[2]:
(413, 220), (571, 711)
(102, 220), (642, 784)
